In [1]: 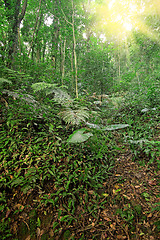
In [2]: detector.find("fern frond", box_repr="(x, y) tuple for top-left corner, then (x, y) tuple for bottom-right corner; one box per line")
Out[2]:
(31, 82), (72, 106)
(0, 78), (12, 86)
(59, 106), (89, 125)
(2, 90), (38, 104)
(31, 82), (58, 92)
(53, 89), (72, 106)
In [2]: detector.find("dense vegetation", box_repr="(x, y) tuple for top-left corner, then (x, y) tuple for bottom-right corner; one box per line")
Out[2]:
(0, 0), (160, 239)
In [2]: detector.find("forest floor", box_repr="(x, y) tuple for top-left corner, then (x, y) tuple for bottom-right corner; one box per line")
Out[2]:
(2, 140), (160, 240)
(0, 108), (160, 240)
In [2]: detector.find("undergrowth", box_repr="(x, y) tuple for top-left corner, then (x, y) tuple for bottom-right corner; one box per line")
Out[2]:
(0, 69), (160, 239)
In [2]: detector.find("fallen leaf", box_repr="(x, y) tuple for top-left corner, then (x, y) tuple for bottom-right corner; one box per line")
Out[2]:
(149, 236), (155, 240)
(14, 204), (24, 210)
(147, 213), (152, 218)
(102, 193), (109, 197)
(25, 236), (30, 240)
(110, 223), (116, 230)
(104, 217), (112, 221)
(12, 222), (18, 234)
(88, 190), (94, 195)
(36, 227), (41, 238)
(148, 180), (157, 185)
(117, 235), (127, 239)
(123, 194), (131, 200)
(5, 209), (11, 218)
(135, 185), (140, 188)
(49, 229), (54, 237)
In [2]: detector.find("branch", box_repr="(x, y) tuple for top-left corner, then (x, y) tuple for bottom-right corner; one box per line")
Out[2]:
(61, 8), (73, 26)
(19, 0), (28, 23)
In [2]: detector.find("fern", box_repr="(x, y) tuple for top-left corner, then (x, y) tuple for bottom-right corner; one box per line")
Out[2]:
(31, 82), (72, 106)
(31, 82), (89, 125)
(53, 89), (72, 106)
(2, 90), (38, 104)
(59, 106), (89, 125)
(1, 67), (33, 84)
(31, 82), (58, 92)
(0, 78), (12, 86)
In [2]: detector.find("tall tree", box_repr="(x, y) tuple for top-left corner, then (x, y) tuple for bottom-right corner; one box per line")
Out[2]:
(4, 0), (27, 68)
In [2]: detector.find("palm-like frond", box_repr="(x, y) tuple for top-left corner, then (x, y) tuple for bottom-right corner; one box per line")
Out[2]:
(0, 78), (12, 86)
(31, 82), (58, 92)
(59, 106), (89, 125)
(31, 82), (72, 106)
(2, 90), (38, 104)
(53, 89), (72, 106)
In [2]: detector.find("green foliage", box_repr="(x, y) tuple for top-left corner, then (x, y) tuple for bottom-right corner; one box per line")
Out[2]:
(0, 1), (160, 239)
(31, 82), (58, 93)
(59, 106), (89, 125)
(31, 82), (72, 106)
(0, 78), (12, 87)
(67, 128), (93, 143)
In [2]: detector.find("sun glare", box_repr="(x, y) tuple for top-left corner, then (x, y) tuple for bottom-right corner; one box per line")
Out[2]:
(123, 22), (133, 32)
(98, 0), (140, 37)
(91, 0), (160, 42)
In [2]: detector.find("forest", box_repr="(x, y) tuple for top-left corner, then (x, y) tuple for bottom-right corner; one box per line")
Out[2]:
(0, 0), (160, 239)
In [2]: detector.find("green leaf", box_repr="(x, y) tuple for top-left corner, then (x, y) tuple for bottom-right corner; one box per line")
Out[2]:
(67, 128), (93, 143)
(52, 222), (59, 230)
(60, 215), (70, 222)
(102, 124), (130, 131)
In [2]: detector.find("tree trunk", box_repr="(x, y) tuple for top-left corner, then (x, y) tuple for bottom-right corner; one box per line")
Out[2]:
(72, 0), (78, 98)
(61, 38), (66, 85)
(61, 0), (78, 98)
(28, 0), (42, 57)
(51, 17), (59, 72)
(4, 0), (28, 68)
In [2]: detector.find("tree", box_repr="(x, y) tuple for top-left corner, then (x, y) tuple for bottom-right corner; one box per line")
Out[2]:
(4, 0), (27, 68)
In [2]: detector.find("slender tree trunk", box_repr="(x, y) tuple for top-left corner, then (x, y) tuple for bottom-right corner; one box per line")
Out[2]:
(61, 0), (78, 98)
(42, 39), (46, 62)
(118, 40), (121, 78)
(28, 0), (42, 57)
(70, 52), (74, 91)
(71, 0), (78, 98)
(51, 17), (59, 72)
(61, 38), (66, 85)
(125, 37), (130, 67)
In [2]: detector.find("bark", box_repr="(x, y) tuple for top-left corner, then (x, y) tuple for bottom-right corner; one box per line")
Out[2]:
(61, 38), (66, 85)
(4, 0), (28, 68)
(51, 17), (60, 71)
(28, 0), (42, 57)
(61, 0), (78, 98)
(72, 0), (78, 98)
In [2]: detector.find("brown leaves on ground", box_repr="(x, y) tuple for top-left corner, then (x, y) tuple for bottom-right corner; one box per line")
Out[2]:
(1, 152), (160, 240)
